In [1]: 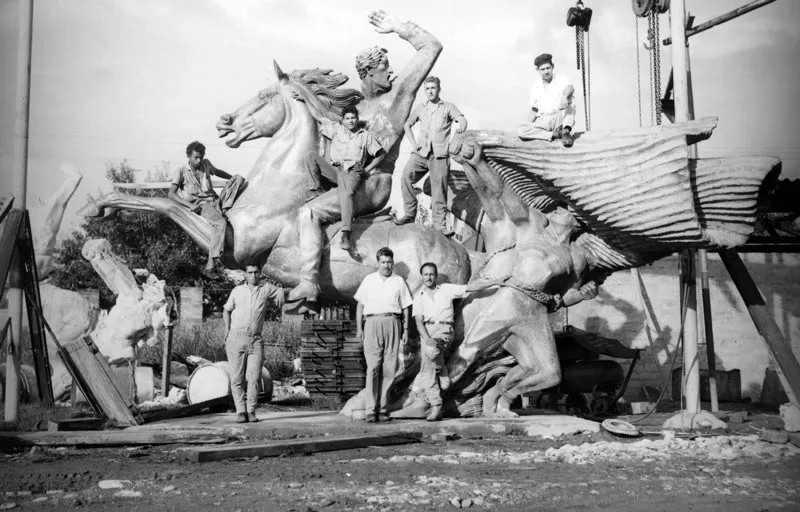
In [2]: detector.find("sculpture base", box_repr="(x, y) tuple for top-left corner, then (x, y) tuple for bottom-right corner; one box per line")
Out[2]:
(662, 410), (726, 431)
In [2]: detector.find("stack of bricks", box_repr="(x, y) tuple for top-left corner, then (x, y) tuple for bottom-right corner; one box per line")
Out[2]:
(300, 316), (365, 399)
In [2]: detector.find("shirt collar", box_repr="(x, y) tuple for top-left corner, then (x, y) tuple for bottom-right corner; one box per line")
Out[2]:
(421, 284), (440, 295)
(423, 98), (443, 107)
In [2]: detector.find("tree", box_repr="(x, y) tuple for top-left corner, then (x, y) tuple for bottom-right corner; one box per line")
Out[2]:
(50, 160), (231, 314)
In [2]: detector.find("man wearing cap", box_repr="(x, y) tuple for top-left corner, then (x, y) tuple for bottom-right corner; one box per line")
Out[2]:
(413, 262), (506, 421)
(354, 247), (413, 423)
(223, 265), (285, 423)
(393, 76), (467, 235)
(517, 53), (576, 147)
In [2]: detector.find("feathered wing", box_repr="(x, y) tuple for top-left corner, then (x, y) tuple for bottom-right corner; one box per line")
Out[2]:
(456, 118), (780, 273)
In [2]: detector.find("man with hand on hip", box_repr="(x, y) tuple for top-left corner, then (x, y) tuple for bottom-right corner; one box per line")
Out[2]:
(354, 247), (413, 423)
(223, 265), (284, 423)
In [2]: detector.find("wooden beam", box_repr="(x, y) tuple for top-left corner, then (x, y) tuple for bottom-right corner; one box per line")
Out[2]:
(0, 196), (14, 224)
(140, 395), (232, 423)
(719, 250), (800, 406)
(664, 0), (777, 45)
(177, 431), (423, 463)
(0, 429), (232, 447)
(47, 418), (104, 432)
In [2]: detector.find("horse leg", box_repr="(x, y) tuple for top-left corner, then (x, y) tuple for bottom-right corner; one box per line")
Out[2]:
(482, 307), (561, 418)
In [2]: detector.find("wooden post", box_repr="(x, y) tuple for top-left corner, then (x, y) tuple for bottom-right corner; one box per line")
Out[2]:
(162, 325), (174, 397)
(5, 0), (34, 423)
(719, 250), (800, 406)
(669, 0), (701, 415)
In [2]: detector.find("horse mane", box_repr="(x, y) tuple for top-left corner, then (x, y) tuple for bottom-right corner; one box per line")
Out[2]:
(289, 68), (364, 119)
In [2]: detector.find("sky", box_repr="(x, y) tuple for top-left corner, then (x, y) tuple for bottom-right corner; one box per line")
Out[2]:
(1, 0), (799, 236)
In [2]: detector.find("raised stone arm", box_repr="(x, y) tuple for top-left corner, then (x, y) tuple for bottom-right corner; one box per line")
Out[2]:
(368, 10), (442, 128)
(81, 239), (142, 299)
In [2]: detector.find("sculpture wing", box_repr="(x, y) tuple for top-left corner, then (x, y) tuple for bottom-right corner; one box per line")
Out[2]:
(458, 118), (780, 273)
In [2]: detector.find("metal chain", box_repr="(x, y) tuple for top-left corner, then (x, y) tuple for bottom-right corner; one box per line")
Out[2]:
(647, 14), (655, 126)
(576, 26), (590, 131)
(635, 16), (643, 128)
(651, 11), (663, 125)
(586, 29), (591, 131)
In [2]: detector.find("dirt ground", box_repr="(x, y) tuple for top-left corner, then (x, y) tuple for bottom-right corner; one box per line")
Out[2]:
(2, 419), (799, 512)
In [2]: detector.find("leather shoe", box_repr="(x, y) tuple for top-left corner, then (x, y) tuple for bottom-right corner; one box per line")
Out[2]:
(247, 412), (259, 423)
(365, 414), (378, 423)
(378, 413), (391, 422)
(340, 230), (351, 251)
(392, 214), (415, 226)
(426, 405), (443, 422)
(440, 229), (455, 238)
(235, 413), (249, 424)
(562, 129), (574, 148)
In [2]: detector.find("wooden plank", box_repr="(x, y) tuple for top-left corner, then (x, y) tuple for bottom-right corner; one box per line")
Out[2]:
(177, 431), (423, 463)
(0, 210), (23, 299)
(0, 429), (232, 447)
(720, 250), (800, 406)
(0, 196), (13, 224)
(47, 418), (104, 432)
(63, 338), (140, 427)
(140, 395), (232, 423)
(19, 212), (54, 405)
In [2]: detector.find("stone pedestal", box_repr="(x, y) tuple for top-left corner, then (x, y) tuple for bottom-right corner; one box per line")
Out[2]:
(179, 287), (203, 325)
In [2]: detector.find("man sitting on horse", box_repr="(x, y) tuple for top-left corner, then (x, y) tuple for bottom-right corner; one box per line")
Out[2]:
(168, 141), (244, 279)
(293, 98), (385, 251)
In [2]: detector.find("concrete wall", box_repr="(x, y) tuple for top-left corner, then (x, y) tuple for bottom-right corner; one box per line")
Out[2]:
(552, 253), (800, 402)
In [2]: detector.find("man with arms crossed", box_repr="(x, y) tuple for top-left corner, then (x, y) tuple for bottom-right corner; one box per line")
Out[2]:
(394, 76), (467, 236)
(413, 263), (505, 421)
(223, 265), (284, 423)
(517, 53), (576, 147)
(354, 247), (413, 423)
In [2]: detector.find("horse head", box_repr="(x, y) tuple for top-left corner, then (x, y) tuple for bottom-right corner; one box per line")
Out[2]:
(216, 61), (293, 148)
(216, 62), (364, 149)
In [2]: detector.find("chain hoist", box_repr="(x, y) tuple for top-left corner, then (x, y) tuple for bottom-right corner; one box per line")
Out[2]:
(634, 0), (669, 125)
(566, 1), (592, 131)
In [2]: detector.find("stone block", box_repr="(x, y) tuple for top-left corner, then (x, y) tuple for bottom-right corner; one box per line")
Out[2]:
(760, 429), (789, 444)
(179, 287), (203, 325)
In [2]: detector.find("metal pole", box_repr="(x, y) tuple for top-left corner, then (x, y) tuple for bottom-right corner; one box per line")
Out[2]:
(162, 325), (174, 397)
(5, 0), (34, 423)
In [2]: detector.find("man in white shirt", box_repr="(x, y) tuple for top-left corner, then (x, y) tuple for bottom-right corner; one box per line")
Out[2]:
(354, 247), (413, 422)
(517, 53), (576, 147)
(413, 262), (505, 421)
(223, 265), (284, 423)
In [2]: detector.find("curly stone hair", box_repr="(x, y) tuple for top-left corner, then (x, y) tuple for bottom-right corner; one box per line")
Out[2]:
(355, 46), (388, 80)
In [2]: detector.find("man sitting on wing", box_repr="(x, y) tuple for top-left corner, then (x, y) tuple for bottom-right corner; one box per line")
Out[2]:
(517, 53), (576, 147)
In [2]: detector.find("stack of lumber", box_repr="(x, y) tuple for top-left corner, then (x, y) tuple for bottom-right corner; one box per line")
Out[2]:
(300, 320), (365, 398)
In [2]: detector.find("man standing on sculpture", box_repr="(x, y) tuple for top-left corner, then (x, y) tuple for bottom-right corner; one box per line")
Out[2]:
(354, 247), (413, 422)
(169, 141), (235, 279)
(292, 98), (385, 251)
(517, 54), (575, 147)
(394, 76), (467, 236)
(223, 265), (284, 423)
(413, 263), (505, 421)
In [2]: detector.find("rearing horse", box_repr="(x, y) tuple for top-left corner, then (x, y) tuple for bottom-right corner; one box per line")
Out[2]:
(80, 63), (472, 302)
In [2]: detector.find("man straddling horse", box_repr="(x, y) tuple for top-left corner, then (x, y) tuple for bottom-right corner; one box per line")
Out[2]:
(290, 91), (385, 251)
(287, 10), (443, 305)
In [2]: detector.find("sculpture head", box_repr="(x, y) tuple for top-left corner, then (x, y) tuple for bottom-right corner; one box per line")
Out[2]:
(355, 46), (395, 94)
(216, 62), (363, 148)
(545, 207), (578, 244)
(423, 76), (441, 103)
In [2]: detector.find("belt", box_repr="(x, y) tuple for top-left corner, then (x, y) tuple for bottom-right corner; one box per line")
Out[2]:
(365, 313), (401, 318)
(424, 320), (453, 326)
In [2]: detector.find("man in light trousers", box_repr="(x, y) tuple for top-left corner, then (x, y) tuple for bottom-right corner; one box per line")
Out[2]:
(223, 265), (284, 423)
(355, 247), (413, 422)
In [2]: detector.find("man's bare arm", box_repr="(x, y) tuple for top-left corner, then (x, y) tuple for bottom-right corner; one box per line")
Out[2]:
(168, 183), (200, 212)
(356, 303), (365, 342)
(363, 150), (386, 174)
(415, 315), (433, 344)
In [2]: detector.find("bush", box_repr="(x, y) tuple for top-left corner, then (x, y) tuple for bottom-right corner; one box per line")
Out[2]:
(137, 318), (302, 382)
